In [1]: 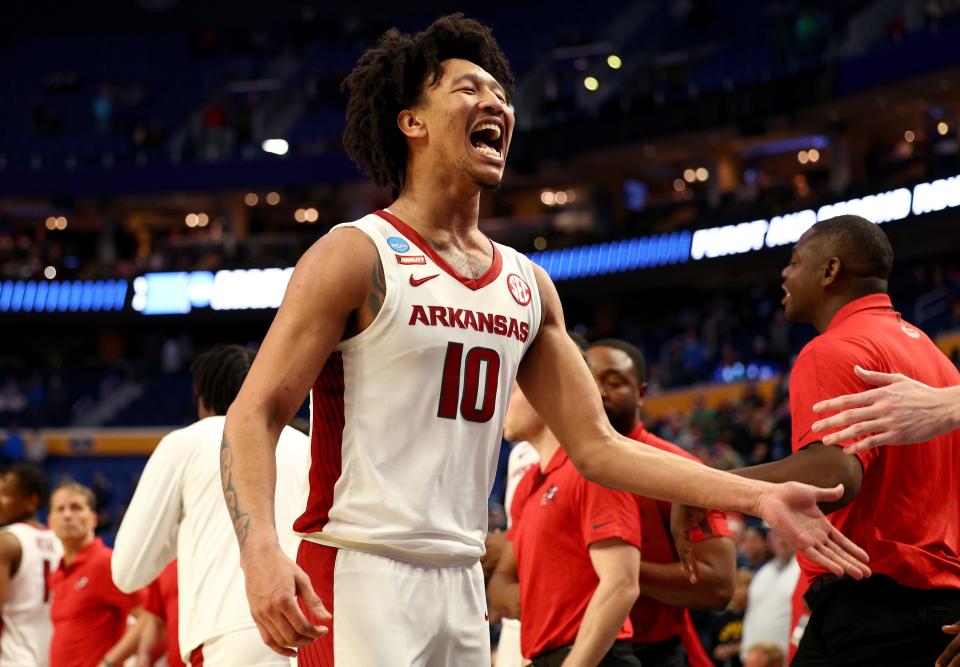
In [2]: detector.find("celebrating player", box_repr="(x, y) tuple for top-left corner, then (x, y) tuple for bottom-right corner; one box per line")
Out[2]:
(221, 14), (868, 665)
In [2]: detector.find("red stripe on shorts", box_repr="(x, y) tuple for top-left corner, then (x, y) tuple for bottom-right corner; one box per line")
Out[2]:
(295, 541), (337, 666)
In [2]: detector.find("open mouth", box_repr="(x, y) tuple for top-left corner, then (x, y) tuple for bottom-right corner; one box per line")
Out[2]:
(782, 285), (791, 305)
(469, 121), (504, 159)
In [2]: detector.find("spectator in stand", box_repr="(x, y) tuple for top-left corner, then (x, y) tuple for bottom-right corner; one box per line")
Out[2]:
(586, 339), (735, 667)
(739, 531), (800, 660)
(737, 524), (771, 572)
(49, 482), (148, 667)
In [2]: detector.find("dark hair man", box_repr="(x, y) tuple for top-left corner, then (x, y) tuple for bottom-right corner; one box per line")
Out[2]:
(0, 463), (62, 666)
(221, 14), (867, 665)
(677, 216), (960, 664)
(586, 339), (736, 667)
(113, 345), (309, 666)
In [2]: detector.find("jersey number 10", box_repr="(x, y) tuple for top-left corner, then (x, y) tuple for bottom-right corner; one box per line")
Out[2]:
(437, 342), (501, 423)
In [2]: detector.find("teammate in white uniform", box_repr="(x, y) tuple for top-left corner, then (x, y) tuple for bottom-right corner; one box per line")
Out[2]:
(0, 464), (62, 667)
(221, 14), (870, 666)
(112, 345), (309, 666)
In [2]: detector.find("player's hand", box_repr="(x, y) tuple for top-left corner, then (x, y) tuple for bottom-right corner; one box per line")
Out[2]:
(241, 540), (330, 657)
(757, 481), (870, 580)
(811, 365), (947, 454)
(670, 503), (708, 584)
(938, 620), (960, 667)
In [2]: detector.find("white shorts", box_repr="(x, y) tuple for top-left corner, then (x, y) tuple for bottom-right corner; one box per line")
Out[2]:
(295, 542), (490, 666)
(494, 617), (526, 667)
(193, 626), (290, 667)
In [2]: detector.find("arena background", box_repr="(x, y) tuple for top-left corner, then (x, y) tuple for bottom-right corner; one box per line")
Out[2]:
(1, 0), (959, 663)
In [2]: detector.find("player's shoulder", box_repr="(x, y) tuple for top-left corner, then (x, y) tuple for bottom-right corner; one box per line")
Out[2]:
(157, 416), (224, 454)
(299, 216), (381, 268)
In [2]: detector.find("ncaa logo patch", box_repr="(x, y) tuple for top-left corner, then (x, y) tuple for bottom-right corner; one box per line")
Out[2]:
(387, 236), (410, 253)
(507, 273), (531, 306)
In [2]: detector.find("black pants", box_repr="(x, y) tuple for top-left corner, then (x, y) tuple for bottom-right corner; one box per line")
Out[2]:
(793, 575), (960, 667)
(531, 639), (642, 667)
(632, 636), (688, 667)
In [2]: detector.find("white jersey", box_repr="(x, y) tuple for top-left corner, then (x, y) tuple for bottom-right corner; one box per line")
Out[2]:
(504, 441), (540, 529)
(112, 416), (309, 658)
(295, 210), (543, 566)
(0, 523), (62, 667)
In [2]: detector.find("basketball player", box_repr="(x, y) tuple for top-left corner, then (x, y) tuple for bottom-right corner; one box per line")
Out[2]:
(810, 365), (960, 452)
(676, 216), (960, 665)
(49, 482), (146, 667)
(585, 339), (734, 667)
(112, 345), (309, 666)
(0, 463), (62, 667)
(221, 15), (868, 664)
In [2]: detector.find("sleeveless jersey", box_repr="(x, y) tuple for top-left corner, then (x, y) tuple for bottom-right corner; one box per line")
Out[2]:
(0, 523), (62, 667)
(294, 210), (543, 566)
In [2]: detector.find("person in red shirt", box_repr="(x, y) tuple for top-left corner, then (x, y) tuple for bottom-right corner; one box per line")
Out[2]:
(48, 482), (147, 667)
(134, 561), (184, 667)
(677, 215), (960, 665)
(489, 383), (642, 666)
(586, 339), (735, 667)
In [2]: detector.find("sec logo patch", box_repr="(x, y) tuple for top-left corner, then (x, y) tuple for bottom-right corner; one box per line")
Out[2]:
(387, 236), (410, 253)
(507, 273), (531, 305)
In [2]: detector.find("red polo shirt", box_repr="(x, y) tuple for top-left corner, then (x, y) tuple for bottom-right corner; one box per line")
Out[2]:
(627, 423), (731, 667)
(145, 561), (185, 667)
(508, 447), (642, 659)
(789, 293), (960, 590)
(50, 538), (147, 667)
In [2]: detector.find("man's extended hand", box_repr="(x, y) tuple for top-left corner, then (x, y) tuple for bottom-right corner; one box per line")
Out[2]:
(812, 365), (953, 454)
(757, 481), (870, 579)
(241, 541), (330, 657)
(938, 620), (960, 667)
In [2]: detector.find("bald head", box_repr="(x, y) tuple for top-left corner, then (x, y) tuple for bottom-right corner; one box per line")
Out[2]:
(806, 215), (893, 284)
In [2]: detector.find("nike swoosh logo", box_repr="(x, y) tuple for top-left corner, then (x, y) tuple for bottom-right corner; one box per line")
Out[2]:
(409, 274), (439, 286)
(592, 521), (613, 530)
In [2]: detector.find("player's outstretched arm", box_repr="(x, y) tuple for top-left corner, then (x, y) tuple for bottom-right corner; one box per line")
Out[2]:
(222, 227), (377, 657)
(517, 266), (870, 580)
(811, 365), (960, 454)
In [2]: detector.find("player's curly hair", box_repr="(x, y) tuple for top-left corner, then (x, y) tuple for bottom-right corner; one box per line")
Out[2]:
(191, 344), (255, 416)
(342, 13), (514, 196)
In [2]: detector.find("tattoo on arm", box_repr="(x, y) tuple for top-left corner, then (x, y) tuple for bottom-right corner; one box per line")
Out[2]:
(220, 435), (250, 547)
(367, 257), (386, 317)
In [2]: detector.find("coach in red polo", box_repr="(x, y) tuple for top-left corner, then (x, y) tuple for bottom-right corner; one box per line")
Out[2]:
(586, 339), (735, 667)
(493, 384), (643, 666)
(679, 215), (960, 665)
(48, 482), (147, 667)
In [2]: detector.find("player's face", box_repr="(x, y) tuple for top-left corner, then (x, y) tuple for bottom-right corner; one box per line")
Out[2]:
(49, 488), (96, 542)
(780, 232), (825, 323)
(585, 346), (642, 436)
(418, 58), (514, 190)
(503, 384), (543, 442)
(0, 473), (28, 524)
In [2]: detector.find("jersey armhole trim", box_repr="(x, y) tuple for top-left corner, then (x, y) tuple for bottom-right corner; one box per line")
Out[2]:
(333, 222), (399, 352)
